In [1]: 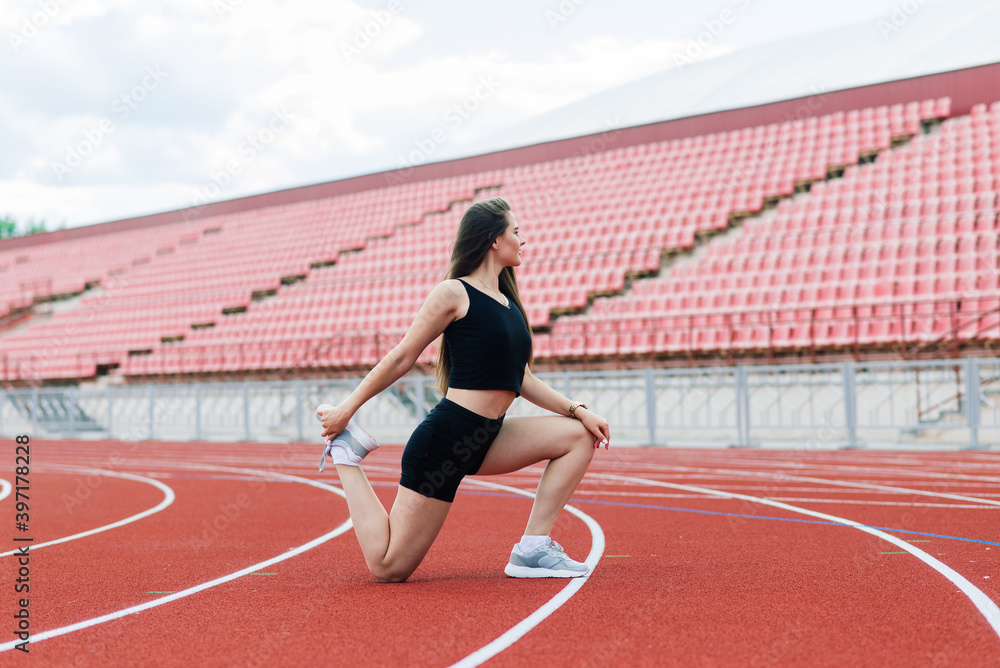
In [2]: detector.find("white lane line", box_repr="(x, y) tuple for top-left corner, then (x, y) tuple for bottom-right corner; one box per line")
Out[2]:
(0, 463), (353, 653)
(578, 481), (1000, 495)
(449, 477), (605, 668)
(734, 498), (998, 509)
(599, 473), (1000, 640)
(605, 463), (1000, 509)
(0, 467), (175, 558)
(0, 478), (10, 502)
(635, 457), (1000, 486)
(574, 489), (997, 508)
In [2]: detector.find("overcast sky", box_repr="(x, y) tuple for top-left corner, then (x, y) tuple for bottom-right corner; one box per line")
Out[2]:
(1, 0), (962, 230)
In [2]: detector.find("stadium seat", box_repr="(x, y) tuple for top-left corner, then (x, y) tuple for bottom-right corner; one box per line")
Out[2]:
(6, 95), (998, 378)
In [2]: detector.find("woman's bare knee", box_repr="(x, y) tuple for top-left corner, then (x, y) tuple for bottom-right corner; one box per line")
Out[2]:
(555, 419), (585, 449)
(370, 559), (415, 583)
(547, 422), (595, 470)
(375, 570), (411, 583)
(570, 421), (596, 453)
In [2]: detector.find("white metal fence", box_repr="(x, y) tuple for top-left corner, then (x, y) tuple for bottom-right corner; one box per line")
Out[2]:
(2, 358), (997, 448)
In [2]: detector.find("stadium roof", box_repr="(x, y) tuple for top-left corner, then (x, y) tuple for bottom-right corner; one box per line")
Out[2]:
(444, 0), (1000, 160)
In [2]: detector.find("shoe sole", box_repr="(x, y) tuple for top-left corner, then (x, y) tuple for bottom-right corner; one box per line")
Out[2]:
(504, 563), (588, 578)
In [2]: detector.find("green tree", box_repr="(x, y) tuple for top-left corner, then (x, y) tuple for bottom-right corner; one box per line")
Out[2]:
(25, 219), (48, 236)
(0, 217), (15, 239)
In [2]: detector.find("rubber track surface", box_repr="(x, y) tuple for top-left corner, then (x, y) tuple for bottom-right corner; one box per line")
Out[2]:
(1, 440), (997, 667)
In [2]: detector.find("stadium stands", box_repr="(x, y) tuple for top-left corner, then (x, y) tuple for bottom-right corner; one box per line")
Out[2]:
(3, 93), (1000, 384)
(0, 178), (484, 379)
(551, 98), (1000, 360)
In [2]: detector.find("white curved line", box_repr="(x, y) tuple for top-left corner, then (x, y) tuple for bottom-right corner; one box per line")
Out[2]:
(0, 463), (353, 653)
(598, 473), (1000, 640)
(0, 478), (11, 502)
(577, 489), (998, 509)
(0, 467), (175, 558)
(657, 456), (1000, 485)
(768, 473), (1000, 508)
(449, 477), (605, 668)
(626, 463), (1000, 508)
(740, 498), (997, 509)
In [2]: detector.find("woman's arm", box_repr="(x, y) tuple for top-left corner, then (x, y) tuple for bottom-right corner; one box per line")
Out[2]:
(319, 280), (465, 439)
(519, 365), (611, 448)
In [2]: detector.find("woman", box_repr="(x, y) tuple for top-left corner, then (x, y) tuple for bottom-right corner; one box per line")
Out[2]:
(318, 196), (610, 583)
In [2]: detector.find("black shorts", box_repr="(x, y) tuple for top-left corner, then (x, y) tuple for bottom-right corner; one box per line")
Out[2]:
(400, 398), (505, 502)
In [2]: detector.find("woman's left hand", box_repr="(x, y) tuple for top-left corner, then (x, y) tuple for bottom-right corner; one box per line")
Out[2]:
(576, 407), (610, 449)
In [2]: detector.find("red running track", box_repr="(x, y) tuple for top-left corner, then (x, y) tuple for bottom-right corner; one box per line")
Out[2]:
(1, 439), (998, 667)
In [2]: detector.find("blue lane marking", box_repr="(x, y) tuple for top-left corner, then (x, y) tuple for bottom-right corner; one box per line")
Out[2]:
(455, 488), (1000, 547)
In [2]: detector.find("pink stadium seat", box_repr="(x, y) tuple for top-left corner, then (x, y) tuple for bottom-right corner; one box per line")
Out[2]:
(5, 95), (996, 378)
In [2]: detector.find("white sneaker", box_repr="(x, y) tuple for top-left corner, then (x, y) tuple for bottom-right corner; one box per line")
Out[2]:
(316, 404), (379, 472)
(504, 540), (589, 578)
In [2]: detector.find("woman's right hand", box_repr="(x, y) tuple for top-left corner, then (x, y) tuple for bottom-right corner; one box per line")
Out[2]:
(318, 403), (352, 441)
(313, 280), (462, 443)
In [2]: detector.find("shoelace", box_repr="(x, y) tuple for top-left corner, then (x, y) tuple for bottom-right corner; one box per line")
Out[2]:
(316, 407), (332, 473)
(539, 540), (567, 557)
(318, 440), (332, 473)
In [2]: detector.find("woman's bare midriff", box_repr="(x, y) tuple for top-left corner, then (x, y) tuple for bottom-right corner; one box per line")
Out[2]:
(445, 387), (517, 420)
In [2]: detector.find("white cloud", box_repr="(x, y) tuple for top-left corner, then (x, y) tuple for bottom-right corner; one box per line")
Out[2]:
(0, 20), (735, 227)
(1, 0), (977, 231)
(0, 177), (191, 227)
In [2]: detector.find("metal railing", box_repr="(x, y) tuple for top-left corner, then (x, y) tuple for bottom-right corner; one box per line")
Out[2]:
(2, 358), (996, 449)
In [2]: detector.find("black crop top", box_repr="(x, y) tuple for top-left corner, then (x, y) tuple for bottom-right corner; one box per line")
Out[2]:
(445, 279), (532, 395)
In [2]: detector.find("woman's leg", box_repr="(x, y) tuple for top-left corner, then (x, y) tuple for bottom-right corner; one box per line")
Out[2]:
(336, 466), (451, 583)
(473, 415), (595, 536)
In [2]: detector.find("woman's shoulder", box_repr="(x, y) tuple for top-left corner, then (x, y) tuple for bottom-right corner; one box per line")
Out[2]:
(436, 278), (469, 297)
(424, 278), (470, 309)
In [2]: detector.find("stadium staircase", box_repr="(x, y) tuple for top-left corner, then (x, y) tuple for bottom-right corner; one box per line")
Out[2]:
(4, 389), (104, 433)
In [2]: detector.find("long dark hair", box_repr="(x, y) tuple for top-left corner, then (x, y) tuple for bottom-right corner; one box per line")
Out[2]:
(436, 196), (532, 393)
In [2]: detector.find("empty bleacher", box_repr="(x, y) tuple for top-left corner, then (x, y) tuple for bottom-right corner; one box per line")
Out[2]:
(0, 178), (485, 380)
(550, 99), (999, 361)
(4, 93), (1000, 383)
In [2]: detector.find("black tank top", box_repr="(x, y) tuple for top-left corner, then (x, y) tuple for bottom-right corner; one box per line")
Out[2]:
(445, 279), (532, 395)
